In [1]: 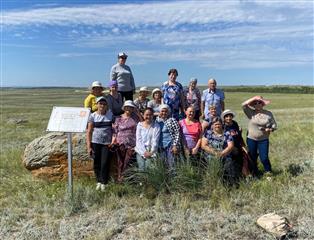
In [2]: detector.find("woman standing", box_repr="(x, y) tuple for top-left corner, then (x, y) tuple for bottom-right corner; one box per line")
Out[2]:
(86, 97), (114, 191)
(179, 107), (202, 158)
(106, 80), (123, 117)
(161, 68), (185, 120)
(156, 104), (182, 172)
(113, 101), (139, 182)
(147, 88), (163, 118)
(135, 108), (161, 171)
(84, 81), (104, 112)
(110, 52), (136, 101)
(201, 117), (238, 185)
(184, 78), (202, 120)
(242, 96), (277, 176)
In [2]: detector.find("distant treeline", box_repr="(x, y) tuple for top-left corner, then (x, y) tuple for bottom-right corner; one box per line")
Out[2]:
(197, 85), (314, 94)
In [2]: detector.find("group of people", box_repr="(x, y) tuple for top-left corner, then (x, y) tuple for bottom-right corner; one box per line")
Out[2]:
(85, 52), (277, 191)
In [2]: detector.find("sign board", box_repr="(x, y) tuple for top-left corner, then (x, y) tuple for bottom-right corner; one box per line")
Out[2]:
(47, 107), (90, 133)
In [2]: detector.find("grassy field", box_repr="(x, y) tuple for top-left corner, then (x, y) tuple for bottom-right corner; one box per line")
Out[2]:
(1, 88), (314, 239)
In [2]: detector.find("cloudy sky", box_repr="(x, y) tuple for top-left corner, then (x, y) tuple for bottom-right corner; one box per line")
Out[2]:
(2, 0), (313, 87)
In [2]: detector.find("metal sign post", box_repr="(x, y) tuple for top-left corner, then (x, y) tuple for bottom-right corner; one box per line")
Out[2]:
(46, 107), (90, 200)
(67, 132), (73, 198)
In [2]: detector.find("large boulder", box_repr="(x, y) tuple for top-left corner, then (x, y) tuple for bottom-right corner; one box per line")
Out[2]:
(23, 132), (94, 180)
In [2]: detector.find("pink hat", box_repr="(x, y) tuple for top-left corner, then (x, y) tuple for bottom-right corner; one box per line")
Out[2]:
(249, 96), (271, 107)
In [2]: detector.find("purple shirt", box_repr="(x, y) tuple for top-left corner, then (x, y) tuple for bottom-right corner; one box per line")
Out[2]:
(113, 116), (139, 148)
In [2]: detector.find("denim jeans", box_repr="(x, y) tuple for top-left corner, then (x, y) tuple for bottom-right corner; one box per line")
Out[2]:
(136, 154), (153, 171)
(247, 138), (271, 174)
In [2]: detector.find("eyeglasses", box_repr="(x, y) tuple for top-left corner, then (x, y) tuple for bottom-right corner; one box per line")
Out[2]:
(98, 102), (107, 105)
(254, 101), (262, 105)
(119, 57), (127, 60)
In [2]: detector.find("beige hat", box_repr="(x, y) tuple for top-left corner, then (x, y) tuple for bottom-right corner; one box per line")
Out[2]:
(139, 86), (150, 92)
(96, 96), (107, 103)
(91, 81), (103, 89)
(122, 100), (136, 110)
(152, 88), (162, 96)
(221, 109), (236, 119)
(248, 96), (271, 107)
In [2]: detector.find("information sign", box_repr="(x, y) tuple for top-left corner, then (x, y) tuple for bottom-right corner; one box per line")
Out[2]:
(47, 107), (90, 133)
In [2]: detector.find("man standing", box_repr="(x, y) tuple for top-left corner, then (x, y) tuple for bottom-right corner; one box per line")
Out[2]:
(201, 78), (225, 119)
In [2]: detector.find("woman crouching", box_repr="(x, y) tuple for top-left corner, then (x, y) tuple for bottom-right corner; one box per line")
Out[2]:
(86, 97), (114, 191)
(201, 117), (239, 186)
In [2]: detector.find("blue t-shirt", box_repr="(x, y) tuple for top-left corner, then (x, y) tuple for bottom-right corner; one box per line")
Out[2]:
(201, 89), (225, 117)
(204, 130), (233, 154)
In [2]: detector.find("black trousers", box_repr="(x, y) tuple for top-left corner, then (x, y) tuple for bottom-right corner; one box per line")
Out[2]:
(119, 91), (134, 101)
(92, 143), (111, 184)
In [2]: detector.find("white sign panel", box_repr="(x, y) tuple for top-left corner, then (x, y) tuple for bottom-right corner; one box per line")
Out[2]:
(47, 107), (90, 133)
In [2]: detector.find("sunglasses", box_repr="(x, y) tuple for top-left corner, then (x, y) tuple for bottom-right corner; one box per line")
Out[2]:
(98, 101), (107, 105)
(254, 101), (263, 105)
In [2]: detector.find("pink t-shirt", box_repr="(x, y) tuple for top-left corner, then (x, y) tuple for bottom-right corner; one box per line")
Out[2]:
(179, 119), (202, 149)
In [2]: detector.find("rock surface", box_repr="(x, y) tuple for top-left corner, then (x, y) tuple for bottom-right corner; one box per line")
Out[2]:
(23, 132), (94, 180)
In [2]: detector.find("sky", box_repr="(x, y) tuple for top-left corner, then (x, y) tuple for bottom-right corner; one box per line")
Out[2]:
(1, 0), (314, 87)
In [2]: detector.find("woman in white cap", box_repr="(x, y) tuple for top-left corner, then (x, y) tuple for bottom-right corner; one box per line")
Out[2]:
(221, 109), (247, 177)
(242, 96), (277, 176)
(147, 88), (163, 118)
(135, 108), (161, 171)
(112, 100), (140, 182)
(156, 104), (182, 173)
(134, 87), (150, 115)
(84, 81), (104, 112)
(86, 96), (114, 191)
(184, 78), (202, 120)
(110, 52), (135, 101)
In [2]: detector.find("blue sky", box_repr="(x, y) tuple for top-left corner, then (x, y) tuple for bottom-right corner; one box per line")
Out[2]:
(2, 0), (313, 87)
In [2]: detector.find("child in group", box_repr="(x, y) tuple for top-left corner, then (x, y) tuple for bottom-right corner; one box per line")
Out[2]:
(134, 87), (150, 115)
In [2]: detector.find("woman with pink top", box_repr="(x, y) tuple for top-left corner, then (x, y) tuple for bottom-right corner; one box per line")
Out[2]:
(179, 107), (202, 159)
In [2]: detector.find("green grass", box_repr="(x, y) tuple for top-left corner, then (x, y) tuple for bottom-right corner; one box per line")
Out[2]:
(0, 88), (313, 239)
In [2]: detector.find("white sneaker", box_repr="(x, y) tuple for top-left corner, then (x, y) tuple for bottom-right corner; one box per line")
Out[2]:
(96, 182), (101, 191)
(100, 184), (106, 192)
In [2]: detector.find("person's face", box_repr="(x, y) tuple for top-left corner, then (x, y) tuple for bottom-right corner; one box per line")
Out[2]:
(159, 108), (169, 119)
(97, 100), (108, 111)
(139, 91), (148, 98)
(124, 106), (134, 114)
(143, 110), (153, 122)
(110, 85), (118, 92)
(153, 92), (161, 100)
(92, 87), (103, 96)
(190, 82), (197, 89)
(224, 114), (233, 125)
(185, 108), (195, 120)
(168, 72), (177, 82)
(253, 101), (263, 111)
(209, 107), (217, 116)
(212, 121), (223, 132)
(118, 56), (127, 64)
(208, 80), (216, 91)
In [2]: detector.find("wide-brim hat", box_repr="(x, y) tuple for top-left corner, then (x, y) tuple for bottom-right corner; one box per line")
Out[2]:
(139, 86), (150, 92)
(91, 81), (103, 89)
(122, 100), (136, 110)
(96, 96), (107, 103)
(248, 96), (271, 107)
(152, 88), (162, 96)
(221, 109), (236, 119)
(159, 104), (170, 112)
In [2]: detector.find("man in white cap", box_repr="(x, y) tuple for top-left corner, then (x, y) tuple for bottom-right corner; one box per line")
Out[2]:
(110, 52), (136, 101)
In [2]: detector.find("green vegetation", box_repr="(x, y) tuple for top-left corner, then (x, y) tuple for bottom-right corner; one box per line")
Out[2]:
(1, 88), (313, 239)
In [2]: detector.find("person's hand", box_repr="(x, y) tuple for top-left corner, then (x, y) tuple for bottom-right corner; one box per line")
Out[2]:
(144, 151), (152, 158)
(171, 146), (178, 155)
(87, 147), (94, 157)
(191, 147), (198, 155)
